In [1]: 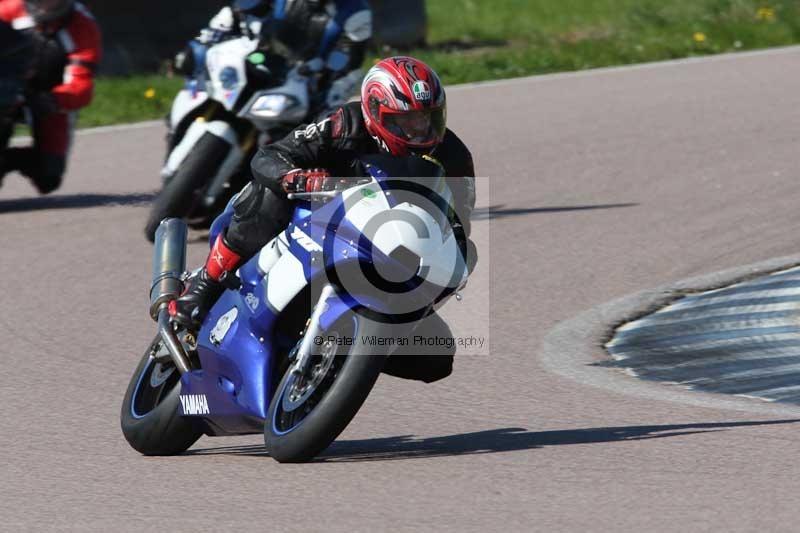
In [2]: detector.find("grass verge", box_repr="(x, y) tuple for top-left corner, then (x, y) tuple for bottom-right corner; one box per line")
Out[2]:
(69, 0), (800, 128)
(409, 0), (800, 83)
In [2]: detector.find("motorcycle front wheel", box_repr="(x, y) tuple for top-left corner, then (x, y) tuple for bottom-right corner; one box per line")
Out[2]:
(144, 132), (231, 242)
(264, 312), (389, 463)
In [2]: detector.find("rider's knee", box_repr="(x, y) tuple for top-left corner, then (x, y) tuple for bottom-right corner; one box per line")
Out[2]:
(227, 182), (291, 256)
(382, 313), (456, 383)
(232, 182), (265, 219)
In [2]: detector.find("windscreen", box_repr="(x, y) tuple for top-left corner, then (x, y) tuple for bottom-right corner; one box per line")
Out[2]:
(358, 154), (454, 234)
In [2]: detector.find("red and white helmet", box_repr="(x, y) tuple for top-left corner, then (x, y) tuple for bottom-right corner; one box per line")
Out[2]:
(360, 56), (446, 156)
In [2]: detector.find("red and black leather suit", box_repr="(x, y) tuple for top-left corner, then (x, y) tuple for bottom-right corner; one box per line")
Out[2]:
(0, 0), (101, 194)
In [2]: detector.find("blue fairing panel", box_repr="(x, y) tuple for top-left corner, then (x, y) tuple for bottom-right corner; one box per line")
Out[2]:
(183, 246), (286, 434)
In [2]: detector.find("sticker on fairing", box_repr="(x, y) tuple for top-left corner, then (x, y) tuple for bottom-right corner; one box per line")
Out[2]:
(291, 226), (323, 253)
(244, 292), (260, 312)
(210, 307), (238, 346)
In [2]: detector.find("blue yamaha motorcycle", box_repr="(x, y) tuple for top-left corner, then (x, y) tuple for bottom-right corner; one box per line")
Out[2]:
(121, 155), (471, 462)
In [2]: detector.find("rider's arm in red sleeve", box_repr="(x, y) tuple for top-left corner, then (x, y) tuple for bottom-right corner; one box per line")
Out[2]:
(51, 7), (102, 111)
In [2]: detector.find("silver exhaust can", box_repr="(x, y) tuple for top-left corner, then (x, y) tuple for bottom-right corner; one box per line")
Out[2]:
(149, 218), (188, 320)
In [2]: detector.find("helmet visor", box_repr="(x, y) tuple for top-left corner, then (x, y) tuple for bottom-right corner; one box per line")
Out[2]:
(382, 108), (446, 146)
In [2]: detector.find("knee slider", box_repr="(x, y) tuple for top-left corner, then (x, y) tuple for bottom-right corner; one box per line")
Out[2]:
(232, 182), (266, 221)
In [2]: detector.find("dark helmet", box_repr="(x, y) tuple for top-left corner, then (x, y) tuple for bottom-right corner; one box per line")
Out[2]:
(25, 0), (75, 24)
(232, 0), (272, 17)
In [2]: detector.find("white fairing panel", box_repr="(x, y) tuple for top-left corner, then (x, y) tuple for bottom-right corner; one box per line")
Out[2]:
(208, 6), (235, 32)
(264, 245), (308, 311)
(169, 89), (209, 129)
(340, 182), (467, 288)
(257, 234), (287, 274)
(205, 37), (257, 111)
(163, 120), (238, 178)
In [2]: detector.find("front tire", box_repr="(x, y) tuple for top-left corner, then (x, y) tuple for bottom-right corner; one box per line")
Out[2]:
(120, 336), (202, 455)
(264, 314), (389, 463)
(145, 132), (231, 242)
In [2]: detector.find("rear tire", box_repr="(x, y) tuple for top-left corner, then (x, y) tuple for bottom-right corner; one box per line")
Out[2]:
(264, 313), (389, 463)
(120, 336), (202, 455)
(145, 132), (231, 242)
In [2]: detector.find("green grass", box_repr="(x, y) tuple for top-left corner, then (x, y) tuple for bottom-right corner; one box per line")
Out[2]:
(76, 0), (800, 127)
(78, 75), (183, 128)
(409, 0), (800, 84)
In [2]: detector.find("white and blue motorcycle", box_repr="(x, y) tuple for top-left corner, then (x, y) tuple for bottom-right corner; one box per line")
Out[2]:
(123, 154), (472, 462)
(144, 35), (362, 241)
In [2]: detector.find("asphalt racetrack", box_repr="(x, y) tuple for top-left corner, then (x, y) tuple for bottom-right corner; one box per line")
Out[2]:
(3, 47), (800, 531)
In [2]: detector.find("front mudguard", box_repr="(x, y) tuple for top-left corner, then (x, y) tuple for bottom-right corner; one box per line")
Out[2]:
(314, 267), (434, 345)
(163, 119), (241, 182)
(169, 86), (209, 133)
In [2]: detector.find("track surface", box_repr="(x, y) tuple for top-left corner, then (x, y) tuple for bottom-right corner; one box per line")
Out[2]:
(4, 48), (800, 531)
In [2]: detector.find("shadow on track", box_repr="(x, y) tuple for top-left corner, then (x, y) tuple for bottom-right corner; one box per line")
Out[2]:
(183, 419), (799, 461)
(0, 192), (155, 214)
(471, 203), (637, 221)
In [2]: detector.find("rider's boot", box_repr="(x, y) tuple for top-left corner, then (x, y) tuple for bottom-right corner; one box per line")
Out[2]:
(0, 147), (25, 187)
(169, 233), (242, 331)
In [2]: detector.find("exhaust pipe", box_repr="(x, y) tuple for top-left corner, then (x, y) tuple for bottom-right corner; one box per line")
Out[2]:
(149, 219), (191, 375)
(149, 218), (188, 320)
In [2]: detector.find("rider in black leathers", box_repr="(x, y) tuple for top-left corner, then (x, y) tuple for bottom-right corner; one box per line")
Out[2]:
(228, 101), (476, 257)
(172, 57), (476, 383)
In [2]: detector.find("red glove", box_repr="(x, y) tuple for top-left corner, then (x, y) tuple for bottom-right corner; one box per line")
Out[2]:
(281, 168), (332, 193)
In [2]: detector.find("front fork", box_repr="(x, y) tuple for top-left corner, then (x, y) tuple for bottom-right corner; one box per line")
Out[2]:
(201, 127), (257, 211)
(290, 284), (337, 377)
